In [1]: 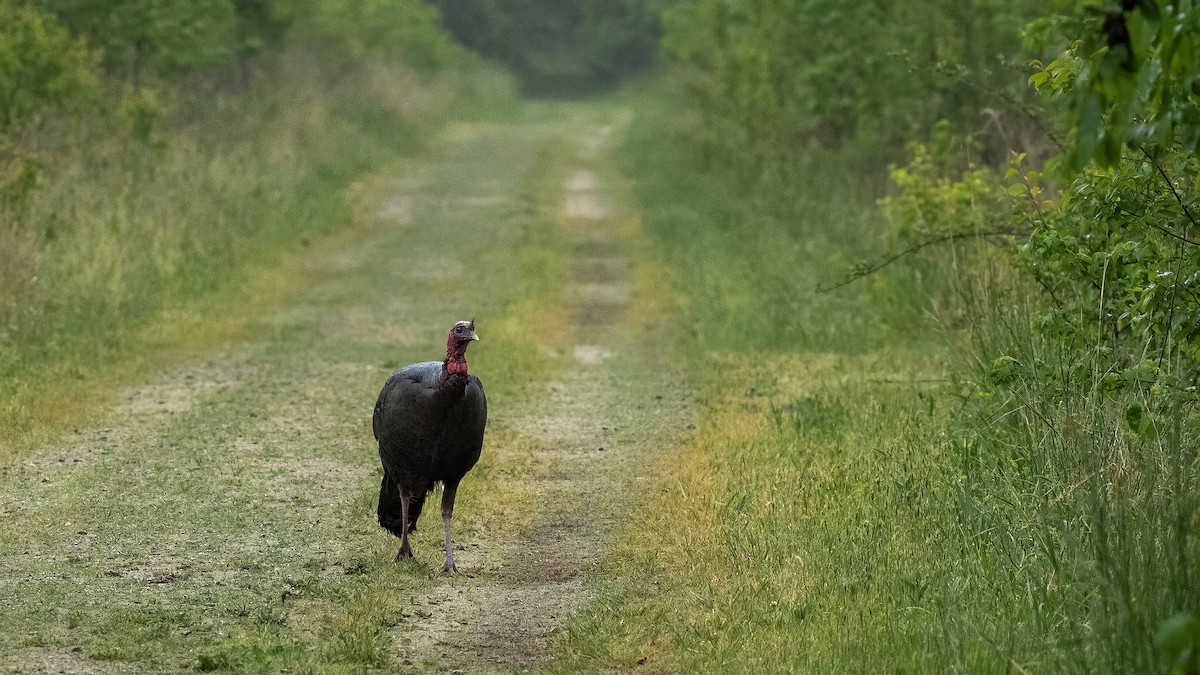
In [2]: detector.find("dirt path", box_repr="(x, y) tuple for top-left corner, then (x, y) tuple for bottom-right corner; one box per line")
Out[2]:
(0, 104), (688, 674)
(394, 116), (689, 673)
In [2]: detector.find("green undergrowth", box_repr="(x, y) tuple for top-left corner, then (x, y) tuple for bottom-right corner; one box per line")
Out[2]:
(549, 90), (954, 671)
(609, 87), (890, 355)
(551, 91), (1143, 672)
(0, 53), (516, 450)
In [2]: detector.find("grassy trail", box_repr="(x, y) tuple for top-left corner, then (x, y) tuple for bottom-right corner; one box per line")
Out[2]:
(0, 103), (687, 673)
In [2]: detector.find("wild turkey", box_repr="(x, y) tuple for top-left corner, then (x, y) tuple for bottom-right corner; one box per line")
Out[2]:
(372, 320), (487, 572)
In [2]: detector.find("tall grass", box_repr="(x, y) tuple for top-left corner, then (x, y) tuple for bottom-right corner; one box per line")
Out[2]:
(0, 51), (515, 440)
(555, 89), (1200, 672)
(943, 266), (1200, 671)
(556, 90), (986, 671)
(614, 84), (890, 355)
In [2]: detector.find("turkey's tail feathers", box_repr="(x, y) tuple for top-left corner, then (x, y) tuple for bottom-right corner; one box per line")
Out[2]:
(377, 474), (429, 536)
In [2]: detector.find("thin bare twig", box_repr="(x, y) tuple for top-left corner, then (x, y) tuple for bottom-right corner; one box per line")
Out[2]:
(817, 229), (1025, 293)
(1145, 149), (1200, 233)
(1143, 149), (1193, 371)
(963, 77), (1066, 154)
(865, 378), (954, 384)
(1114, 205), (1200, 246)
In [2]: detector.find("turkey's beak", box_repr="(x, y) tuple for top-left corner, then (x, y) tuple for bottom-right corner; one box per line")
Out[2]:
(469, 331), (479, 342)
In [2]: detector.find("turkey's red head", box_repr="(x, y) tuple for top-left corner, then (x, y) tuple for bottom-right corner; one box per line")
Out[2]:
(444, 320), (478, 375)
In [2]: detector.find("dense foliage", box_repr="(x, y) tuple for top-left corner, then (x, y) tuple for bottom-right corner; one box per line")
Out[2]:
(659, 0), (1200, 670)
(428, 0), (666, 92)
(662, 0), (1046, 171)
(1025, 2), (1200, 384)
(0, 2), (97, 137)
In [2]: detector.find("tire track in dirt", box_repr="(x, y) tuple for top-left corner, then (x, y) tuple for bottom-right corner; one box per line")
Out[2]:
(393, 118), (690, 673)
(462, 127), (630, 669)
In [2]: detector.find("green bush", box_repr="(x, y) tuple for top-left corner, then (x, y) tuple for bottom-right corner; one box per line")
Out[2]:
(0, 1), (98, 137)
(40, 0), (237, 85)
(287, 0), (462, 69)
(661, 0), (1044, 170)
(873, 1), (1200, 669)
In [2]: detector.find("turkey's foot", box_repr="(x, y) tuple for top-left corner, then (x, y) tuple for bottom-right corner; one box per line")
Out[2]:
(394, 542), (414, 562)
(441, 557), (458, 574)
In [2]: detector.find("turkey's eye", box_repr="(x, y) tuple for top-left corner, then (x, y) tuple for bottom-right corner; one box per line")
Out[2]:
(455, 326), (463, 333)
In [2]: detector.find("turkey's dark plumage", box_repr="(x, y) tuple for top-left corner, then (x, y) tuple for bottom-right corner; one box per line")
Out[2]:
(373, 320), (486, 572)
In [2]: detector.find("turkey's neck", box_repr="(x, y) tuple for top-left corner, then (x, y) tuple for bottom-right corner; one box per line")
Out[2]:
(444, 338), (469, 376)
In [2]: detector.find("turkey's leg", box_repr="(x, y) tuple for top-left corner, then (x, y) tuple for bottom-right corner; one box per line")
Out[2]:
(440, 483), (459, 573)
(395, 488), (413, 561)
(377, 474), (407, 536)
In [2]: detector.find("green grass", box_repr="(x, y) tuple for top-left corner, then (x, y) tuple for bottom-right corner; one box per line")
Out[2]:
(608, 85), (890, 355)
(551, 90), (988, 672)
(551, 89), (1200, 673)
(0, 53), (516, 448)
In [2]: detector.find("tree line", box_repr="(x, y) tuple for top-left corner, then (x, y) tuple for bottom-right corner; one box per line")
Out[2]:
(428, 0), (666, 93)
(0, 0), (459, 209)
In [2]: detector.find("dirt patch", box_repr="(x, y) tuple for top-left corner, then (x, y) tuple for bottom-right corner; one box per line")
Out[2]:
(576, 126), (613, 160)
(562, 193), (611, 221)
(572, 257), (625, 284)
(377, 195), (414, 225)
(469, 578), (589, 667)
(115, 361), (255, 416)
(573, 345), (614, 364)
(572, 236), (619, 259)
(566, 170), (601, 192)
(563, 169), (612, 221)
(320, 306), (422, 346)
(0, 648), (135, 675)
